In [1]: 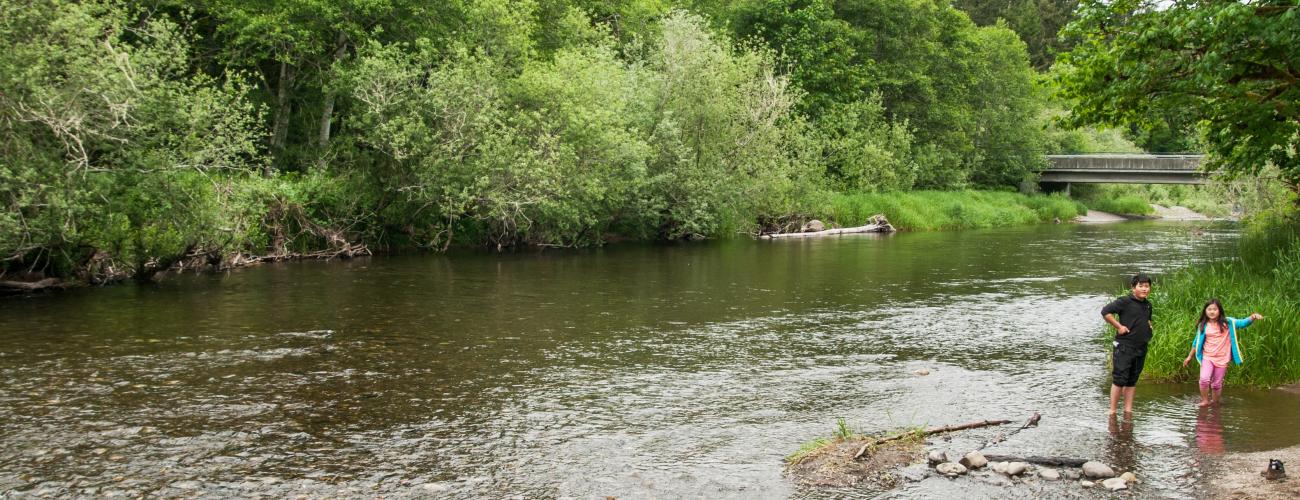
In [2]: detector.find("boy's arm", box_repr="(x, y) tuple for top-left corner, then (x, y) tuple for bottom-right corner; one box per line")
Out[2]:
(1100, 299), (1129, 335)
(1103, 313), (1129, 335)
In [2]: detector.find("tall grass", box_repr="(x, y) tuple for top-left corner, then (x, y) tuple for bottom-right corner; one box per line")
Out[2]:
(805, 190), (1086, 231)
(1137, 219), (1300, 387)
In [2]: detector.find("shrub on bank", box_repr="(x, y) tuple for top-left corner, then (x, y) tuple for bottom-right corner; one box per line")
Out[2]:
(811, 190), (1085, 231)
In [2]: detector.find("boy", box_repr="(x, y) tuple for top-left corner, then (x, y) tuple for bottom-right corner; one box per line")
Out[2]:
(1101, 273), (1154, 416)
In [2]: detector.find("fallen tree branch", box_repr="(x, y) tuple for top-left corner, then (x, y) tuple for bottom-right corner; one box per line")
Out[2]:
(976, 411), (1041, 451)
(761, 215), (895, 239)
(979, 454), (1089, 468)
(0, 278), (66, 292)
(854, 419), (1011, 459)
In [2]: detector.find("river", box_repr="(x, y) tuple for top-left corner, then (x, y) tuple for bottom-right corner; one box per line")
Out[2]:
(3, 221), (1299, 498)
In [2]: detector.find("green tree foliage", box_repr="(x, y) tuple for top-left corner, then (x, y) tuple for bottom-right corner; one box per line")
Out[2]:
(0, 0), (264, 279)
(733, 0), (1047, 188)
(2, 0), (1058, 281)
(341, 12), (803, 247)
(952, 0), (1079, 69)
(1057, 0), (1300, 190)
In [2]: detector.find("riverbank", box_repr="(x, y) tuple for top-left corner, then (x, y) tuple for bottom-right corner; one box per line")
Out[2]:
(1207, 443), (1300, 498)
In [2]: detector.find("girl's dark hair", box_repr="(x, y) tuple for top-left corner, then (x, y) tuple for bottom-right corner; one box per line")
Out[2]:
(1199, 298), (1229, 333)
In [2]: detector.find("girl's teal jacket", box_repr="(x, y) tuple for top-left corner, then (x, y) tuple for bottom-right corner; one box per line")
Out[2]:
(1192, 316), (1253, 366)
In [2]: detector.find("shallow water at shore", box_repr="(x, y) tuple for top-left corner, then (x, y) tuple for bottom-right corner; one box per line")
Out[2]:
(3, 221), (1297, 498)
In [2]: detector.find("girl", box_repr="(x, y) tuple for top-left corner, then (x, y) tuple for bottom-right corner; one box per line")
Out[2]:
(1183, 298), (1263, 406)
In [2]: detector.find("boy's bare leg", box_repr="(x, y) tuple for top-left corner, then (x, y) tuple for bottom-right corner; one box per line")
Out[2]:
(1122, 387), (1136, 414)
(1198, 385), (1211, 407)
(1212, 389), (1223, 404)
(1109, 385), (1122, 415)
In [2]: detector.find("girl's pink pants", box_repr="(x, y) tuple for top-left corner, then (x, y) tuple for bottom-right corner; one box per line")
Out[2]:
(1199, 361), (1227, 391)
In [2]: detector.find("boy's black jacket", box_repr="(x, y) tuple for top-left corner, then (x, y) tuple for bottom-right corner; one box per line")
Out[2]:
(1101, 295), (1153, 346)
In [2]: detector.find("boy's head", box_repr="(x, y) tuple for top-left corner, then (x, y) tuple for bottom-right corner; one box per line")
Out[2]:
(1130, 273), (1152, 299)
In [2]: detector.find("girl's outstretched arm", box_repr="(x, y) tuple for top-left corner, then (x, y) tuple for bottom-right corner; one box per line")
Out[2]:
(1234, 313), (1263, 329)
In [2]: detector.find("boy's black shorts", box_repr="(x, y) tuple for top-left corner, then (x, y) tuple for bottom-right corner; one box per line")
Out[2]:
(1112, 342), (1148, 387)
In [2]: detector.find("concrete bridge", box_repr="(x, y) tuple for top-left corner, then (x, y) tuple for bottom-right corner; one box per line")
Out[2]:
(1040, 154), (1207, 189)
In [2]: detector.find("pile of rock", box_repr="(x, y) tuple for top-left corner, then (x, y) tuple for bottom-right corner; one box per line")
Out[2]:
(926, 450), (1140, 491)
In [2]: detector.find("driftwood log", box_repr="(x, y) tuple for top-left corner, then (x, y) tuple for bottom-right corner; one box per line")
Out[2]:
(979, 455), (1089, 468)
(762, 215), (895, 239)
(854, 419), (1012, 459)
(0, 278), (66, 293)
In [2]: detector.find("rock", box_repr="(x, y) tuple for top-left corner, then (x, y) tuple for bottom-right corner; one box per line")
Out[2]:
(1005, 462), (1028, 476)
(936, 462), (968, 477)
(1082, 461), (1116, 478)
(1038, 469), (1060, 481)
(959, 451), (988, 469)
(913, 369), (930, 376)
(991, 462), (1008, 474)
(802, 220), (825, 232)
(1061, 469), (1081, 480)
(422, 482), (453, 493)
(897, 464), (932, 482)
(927, 450), (948, 465)
(1120, 471), (1137, 484)
(1081, 480), (1094, 488)
(1102, 477), (1129, 491)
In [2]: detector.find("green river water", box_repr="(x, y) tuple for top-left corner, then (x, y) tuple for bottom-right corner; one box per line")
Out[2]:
(3, 221), (1299, 498)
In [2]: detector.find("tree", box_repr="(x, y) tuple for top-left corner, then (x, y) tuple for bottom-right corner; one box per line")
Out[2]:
(1056, 0), (1300, 190)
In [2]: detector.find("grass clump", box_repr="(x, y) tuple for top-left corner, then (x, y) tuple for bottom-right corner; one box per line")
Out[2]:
(804, 190), (1085, 231)
(785, 419), (924, 489)
(1131, 218), (1300, 386)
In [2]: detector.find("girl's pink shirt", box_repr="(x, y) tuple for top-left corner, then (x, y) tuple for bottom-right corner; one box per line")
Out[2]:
(1203, 321), (1232, 368)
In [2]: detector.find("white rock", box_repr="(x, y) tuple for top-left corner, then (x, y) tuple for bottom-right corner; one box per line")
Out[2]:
(1082, 461), (1116, 478)
(1081, 480), (1094, 487)
(992, 462), (1008, 474)
(927, 450), (948, 465)
(1005, 462), (1028, 476)
(1120, 471), (1137, 484)
(936, 462), (968, 476)
(914, 369), (930, 376)
(1102, 477), (1129, 491)
(1062, 469), (1081, 480)
(959, 451), (988, 469)
(1038, 469), (1060, 480)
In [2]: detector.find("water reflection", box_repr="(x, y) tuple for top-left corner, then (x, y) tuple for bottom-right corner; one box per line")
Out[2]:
(1107, 414), (1138, 473)
(1194, 406), (1225, 455)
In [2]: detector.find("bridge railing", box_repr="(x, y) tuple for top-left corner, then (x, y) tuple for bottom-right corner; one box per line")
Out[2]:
(1044, 154), (1203, 172)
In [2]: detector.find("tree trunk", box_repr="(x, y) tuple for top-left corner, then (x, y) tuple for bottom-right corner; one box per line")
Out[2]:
(269, 61), (296, 176)
(317, 33), (349, 152)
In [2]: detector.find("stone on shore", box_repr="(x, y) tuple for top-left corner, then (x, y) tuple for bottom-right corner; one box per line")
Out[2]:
(1038, 469), (1060, 481)
(1005, 462), (1028, 476)
(1080, 480), (1094, 488)
(927, 450), (948, 465)
(1102, 477), (1129, 491)
(1061, 469), (1081, 480)
(1120, 471), (1137, 484)
(959, 451), (988, 469)
(936, 462), (968, 477)
(991, 461), (1008, 474)
(802, 220), (825, 232)
(1082, 461), (1116, 478)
